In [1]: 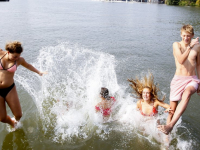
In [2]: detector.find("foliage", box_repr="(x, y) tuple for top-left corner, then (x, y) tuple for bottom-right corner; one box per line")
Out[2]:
(165, 0), (179, 5)
(165, 0), (200, 6)
(196, 0), (200, 6)
(179, 0), (190, 5)
(190, 1), (196, 5)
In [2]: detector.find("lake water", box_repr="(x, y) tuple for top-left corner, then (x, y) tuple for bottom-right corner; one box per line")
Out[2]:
(0, 0), (200, 149)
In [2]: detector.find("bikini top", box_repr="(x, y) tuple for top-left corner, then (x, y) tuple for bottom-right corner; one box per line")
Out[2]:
(0, 53), (17, 73)
(140, 101), (158, 116)
(95, 106), (111, 116)
(95, 97), (116, 116)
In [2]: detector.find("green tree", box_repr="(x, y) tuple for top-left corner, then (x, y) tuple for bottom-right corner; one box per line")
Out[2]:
(166, 0), (179, 5)
(196, 0), (200, 6)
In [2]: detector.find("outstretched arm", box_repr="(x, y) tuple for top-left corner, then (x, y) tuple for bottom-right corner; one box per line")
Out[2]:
(155, 100), (173, 114)
(156, 100), (169, 109)
(19, 57), (47, 76)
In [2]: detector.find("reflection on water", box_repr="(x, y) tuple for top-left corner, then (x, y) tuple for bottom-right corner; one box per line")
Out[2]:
(2, 129), (31, 150)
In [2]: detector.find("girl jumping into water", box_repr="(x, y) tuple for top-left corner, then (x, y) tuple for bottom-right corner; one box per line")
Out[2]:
(128, 73), (173, 117)
(0, 41), (47, 128)
(95, 87), (116, 120)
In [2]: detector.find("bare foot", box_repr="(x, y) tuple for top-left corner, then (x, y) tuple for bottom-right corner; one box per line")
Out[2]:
(157, 125), (172, 135)
(11, 117), (18, 128)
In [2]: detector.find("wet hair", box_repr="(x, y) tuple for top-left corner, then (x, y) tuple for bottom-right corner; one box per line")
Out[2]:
(5, 41), (23, 54)
(181, 24), (194, 35)
(100, 87), (110, 100)
(127, 72), (165, 102)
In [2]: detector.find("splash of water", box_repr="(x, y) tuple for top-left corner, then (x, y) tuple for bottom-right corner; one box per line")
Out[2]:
(14, 42), (195, 149)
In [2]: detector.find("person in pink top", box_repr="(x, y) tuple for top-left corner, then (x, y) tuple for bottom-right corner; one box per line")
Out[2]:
(157, 25), (200, 135)
(0, 41), (47, 129)
(95, 87), (116, 119)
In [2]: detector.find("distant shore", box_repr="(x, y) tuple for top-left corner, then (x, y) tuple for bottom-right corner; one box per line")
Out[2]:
(97, 0), (164, 4)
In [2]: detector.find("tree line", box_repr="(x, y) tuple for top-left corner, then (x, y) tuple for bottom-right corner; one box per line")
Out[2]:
(166, 0), (200, 6)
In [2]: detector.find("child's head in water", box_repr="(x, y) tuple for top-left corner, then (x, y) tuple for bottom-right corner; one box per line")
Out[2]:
(100, 87), (110, 99)
(96, 87), (116, 118)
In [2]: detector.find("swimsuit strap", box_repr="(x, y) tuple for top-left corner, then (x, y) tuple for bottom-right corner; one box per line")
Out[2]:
(0, 53), (17, 72)
(6, 61), (17, 69)
(95, 106), (100, 110)
(140, 100), (157, 116)
(151, 101), (158, 115)
(111, 97), (116, 101)
(0, 53), (7, 69)
(0, 53), (7, 60)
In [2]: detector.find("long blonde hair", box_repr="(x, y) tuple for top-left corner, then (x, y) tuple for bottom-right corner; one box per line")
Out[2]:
(128, 72), (165, 102)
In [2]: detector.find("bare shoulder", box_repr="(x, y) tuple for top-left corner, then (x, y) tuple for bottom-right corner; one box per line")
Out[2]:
(154, 99), (162, 105)
(173, 42), (181, 53)
(173, 42), (180, 50)
(136, 99), (142, 107)
(97, 101), (102, 106)
(173, 41), (180, 46)
(0, 49), (6, 56)
(16, 57), (25, 65)
(153, 99), (158, 104)
(137, 99), (142, 104)
(95, 103), (100, 107)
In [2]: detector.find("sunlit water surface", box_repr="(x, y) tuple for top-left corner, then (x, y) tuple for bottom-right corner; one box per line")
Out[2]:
(0, 0), (200, 149)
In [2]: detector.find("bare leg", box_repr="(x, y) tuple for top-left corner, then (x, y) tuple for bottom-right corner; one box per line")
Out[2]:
(166, 101), (178, 125)
(5, 85), (22, 122)
(165, 101), (178, 142)
(0, 97), (15, 127)
(158, 86), (196, 135)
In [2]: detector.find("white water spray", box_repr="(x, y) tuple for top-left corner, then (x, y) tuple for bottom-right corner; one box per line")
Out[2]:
(14, 42), (194, 149)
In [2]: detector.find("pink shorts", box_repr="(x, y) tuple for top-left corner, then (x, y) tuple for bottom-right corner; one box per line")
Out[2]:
(170, 75), (200, 101)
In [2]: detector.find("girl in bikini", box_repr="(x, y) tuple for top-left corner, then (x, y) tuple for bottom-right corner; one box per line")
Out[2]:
(0, 41), (47, 129)
(128, 73), (173, 117)
(95, 87), (116, 119)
